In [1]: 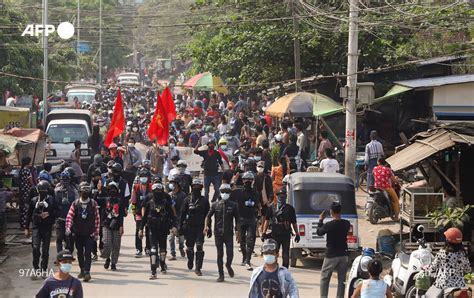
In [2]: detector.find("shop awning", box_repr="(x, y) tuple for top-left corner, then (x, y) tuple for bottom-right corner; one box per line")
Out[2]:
(373, 85), (413, 104)
(313, 93), (343, 117)
(386, 124), (474, 171)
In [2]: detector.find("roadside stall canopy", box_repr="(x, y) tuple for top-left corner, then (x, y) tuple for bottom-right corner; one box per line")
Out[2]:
(312, 93), (343, 117)
(266, 92), (342, 118)
(0, 128), (48, 167)
(265, 92), (313, 118)
(183, 72), (229, 95)
(386, 123), (474, 172)
(372, 74), (474, 104)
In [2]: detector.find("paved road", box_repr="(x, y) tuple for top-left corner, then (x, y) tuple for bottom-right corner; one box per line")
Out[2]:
(0, 191), (398, 297)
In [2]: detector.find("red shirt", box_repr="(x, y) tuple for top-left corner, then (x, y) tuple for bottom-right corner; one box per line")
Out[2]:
(193, 106), (203, 117)
(373, 165), (393, 189)
(264, 115), (272, 128)
(206, 110), (219, 118)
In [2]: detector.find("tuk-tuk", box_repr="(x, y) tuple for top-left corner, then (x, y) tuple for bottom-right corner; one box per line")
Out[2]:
(288, 172), (361, 266)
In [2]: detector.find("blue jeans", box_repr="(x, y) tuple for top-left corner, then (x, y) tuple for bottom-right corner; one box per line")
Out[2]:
(367, 158), (378, 189)
(168, 234), (184, 257)
(204, 174), (222, 201)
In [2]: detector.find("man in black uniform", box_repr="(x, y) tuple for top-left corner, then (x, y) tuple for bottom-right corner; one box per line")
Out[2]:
(205, 183), (240, 282)
(139, 182), (175, 279)
(168, 178), (187, 260)
(25, 180), (56, 279)
(174, 160), (192, 195)
(234, 171), (259, 270)
(261, 191), (300, 268)
(105, 163), (130, 217)
(179, 178), (209, 276)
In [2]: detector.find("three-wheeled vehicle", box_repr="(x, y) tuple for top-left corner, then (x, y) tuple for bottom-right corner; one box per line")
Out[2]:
(288, 172), (361, 267)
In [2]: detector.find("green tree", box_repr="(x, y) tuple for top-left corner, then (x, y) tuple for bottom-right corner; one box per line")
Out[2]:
(183, 0), (473, 90)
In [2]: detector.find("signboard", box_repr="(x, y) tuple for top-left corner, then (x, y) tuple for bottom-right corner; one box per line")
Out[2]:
(0, 107), (31, 129)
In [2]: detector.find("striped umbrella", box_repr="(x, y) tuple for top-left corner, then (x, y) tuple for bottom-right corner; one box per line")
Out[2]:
(183, 72), (229, 94)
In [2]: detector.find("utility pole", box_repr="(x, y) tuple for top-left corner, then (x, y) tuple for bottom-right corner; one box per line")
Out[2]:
(98, 0), (102, 85)
(291, 0), (301, 92)
(344, 0), (359, 181)
(77, 0), (80, 67)
(42, 0), (48, 128)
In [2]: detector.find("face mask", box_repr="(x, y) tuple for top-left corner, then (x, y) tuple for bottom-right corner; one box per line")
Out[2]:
(221, 145), (227, 150)
(126, 126), (131, 131)
(192, 188), (202, 195)
(139, 177), (148, 184)
(109, 189), (118, 196)
(263, 254), (276, 265)
(257, 167), (264, 173)
(178, 138), (184, 143)
(128, 143), (135, 148)
(178, 167), (185, 174)
(254, 156), (261, 161)
(168, 183), (175, 191)
(132, 127), (139, 132)
(81, 193), (89, 199)
(221, 193), (230, 200)
(60, 263), (72, 273)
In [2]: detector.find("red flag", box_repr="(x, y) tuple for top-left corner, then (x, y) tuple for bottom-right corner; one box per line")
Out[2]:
(104, 88), (125, 147)
(161, 86), (176, 123)
(147, 92), (169, 145)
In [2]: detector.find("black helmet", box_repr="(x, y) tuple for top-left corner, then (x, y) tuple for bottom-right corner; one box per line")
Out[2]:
(111, 163), (123, 174)
(37, 180), (51, 193)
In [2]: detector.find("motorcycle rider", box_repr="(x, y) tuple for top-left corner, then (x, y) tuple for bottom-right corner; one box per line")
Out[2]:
(168, 178), (187, 260)
(130, 169), (152, 257)
(65, 182), (101, 282)
(54, 170), (79, 255)
(426, 227), (471, 296)
(373, 157), (399, 220)
(179, 178), (210, 276)
(139, 182), (176, 279)
(25, 180), (56, 279)
(261, 190), (300, 268)
(205, 183), (240, 282)
(234, 171), (259, 270)
(352, 259), (392, 298)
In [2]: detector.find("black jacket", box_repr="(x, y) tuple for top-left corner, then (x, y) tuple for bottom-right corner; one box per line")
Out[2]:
(194, 149), (223, 176)
(180, 194), (210, 229)
(235, 186), (259, 224)
(141, 193), (175, 232)
(26, 195), (56, 229)
(206, 199), (239, 237)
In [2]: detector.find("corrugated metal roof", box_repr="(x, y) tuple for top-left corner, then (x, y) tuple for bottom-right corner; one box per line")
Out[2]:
(386, 128), (474, 172)
(394, 74), (474, 89)
(415, 55), (467, 66)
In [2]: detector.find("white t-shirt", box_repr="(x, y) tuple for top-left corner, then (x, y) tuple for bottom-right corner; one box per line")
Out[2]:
(5, 97), (15, 107)
(320, 158), (339, 173)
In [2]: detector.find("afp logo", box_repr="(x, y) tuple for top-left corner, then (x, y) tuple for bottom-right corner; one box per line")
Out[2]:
(21, 21), (75, 40)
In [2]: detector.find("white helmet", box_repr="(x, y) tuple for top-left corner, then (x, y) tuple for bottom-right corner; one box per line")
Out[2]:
(219, 183), (232, 192)
(177, 160), (187, 168)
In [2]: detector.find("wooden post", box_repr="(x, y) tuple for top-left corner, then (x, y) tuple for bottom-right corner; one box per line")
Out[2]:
(454, 147), (461, 201)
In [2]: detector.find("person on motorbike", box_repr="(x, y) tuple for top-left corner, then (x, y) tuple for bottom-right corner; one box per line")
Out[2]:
(352, 259), (393, 298)
(426, 227), (471, 296)
(373, 157), (399, 220)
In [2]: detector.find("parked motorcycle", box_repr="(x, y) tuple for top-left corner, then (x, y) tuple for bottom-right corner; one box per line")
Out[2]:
(385, 225), (433, 297)
(345, 248), (392, 297)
